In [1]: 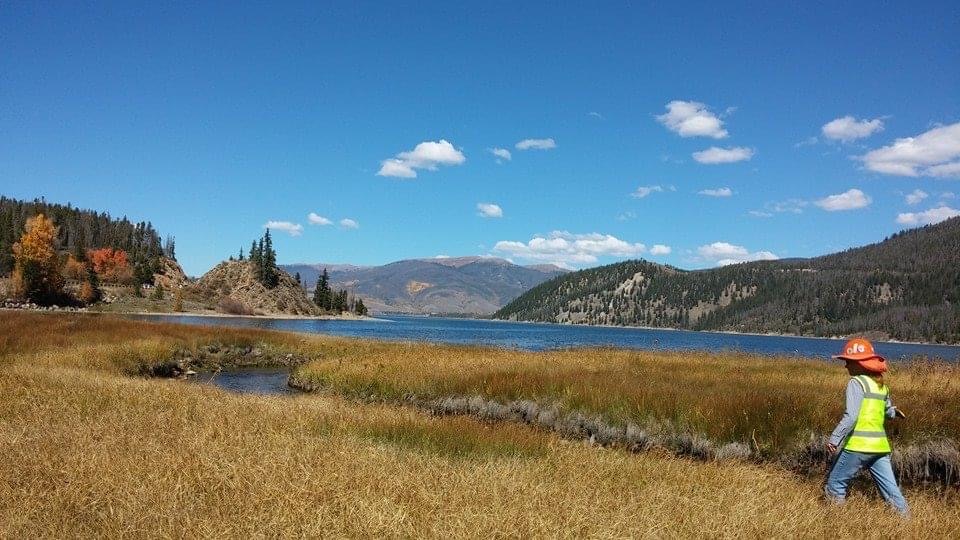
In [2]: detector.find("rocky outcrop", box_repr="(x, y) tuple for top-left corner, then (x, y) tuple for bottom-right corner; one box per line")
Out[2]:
(152, 257), (190, 291)
(191, 260), (320, 316)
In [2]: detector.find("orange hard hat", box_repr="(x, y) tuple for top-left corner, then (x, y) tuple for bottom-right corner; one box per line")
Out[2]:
(833, 337), (888, 373)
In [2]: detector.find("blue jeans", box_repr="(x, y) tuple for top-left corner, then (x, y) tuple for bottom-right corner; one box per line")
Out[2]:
(825, 450), (909, 515)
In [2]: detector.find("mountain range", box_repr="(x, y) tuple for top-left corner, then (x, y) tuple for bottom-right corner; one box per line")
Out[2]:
(282, 257), (567, 315)
(495, 217), (960, 344)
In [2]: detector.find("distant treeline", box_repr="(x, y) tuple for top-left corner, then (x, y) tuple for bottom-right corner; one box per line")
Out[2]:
(0, 196), (175, 284)
(495, 217), (960, 343)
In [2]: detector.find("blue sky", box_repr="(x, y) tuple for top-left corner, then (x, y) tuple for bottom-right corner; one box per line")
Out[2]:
(2, 2), (959, 275)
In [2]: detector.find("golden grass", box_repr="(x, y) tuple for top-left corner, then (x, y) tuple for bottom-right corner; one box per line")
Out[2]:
(2, 312), (960, 537)
(293, 340), (960, 456)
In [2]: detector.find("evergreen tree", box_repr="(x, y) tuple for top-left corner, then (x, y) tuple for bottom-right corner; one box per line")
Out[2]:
(250, 240), (263, 280)
(262, 229), (278, 287)
(295, 271), (301, 285)
(313, 267), (331, 310)
(355, 298), (368, 316)
(238, 247), (245, 261)
(163, 235), (176, 260)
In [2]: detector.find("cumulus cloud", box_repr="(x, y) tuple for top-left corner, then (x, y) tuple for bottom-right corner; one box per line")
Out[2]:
(339, 218), (359, 229)
(588, 111), (604, 119)
(698, 187), (733, 197)
(821, 116), (884, 143)
(905, 189), (928, 205)
(631, 185), (665, 199)
(927, 161), (960, 178)
(493, 231), (647, 266)
(656, 100), (728, 139)
(264, 220), (304, 237)
(748, 210), (773, 218)
(617, 211), (637, 221)
(489, 147), (512, 162)
(860, 122), (960, 177)
(814, 188), (872, 211)
(692, 146), (754, 164)
(515, 138), (557, 150)
(895, 205), (960, 227)
(477, 203), (503, 218)
(307, 212), (332, 226)
(377, 139), (466, 178)
(650, 244), (672, 255)
(697, 242), (778, 266)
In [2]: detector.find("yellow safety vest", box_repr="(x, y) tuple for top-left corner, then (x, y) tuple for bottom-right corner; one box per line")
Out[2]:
(844, 375), (891, 453)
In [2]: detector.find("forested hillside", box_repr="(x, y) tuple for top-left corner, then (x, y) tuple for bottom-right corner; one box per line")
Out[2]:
(0, 196), (175, 283)
(495, 217), (960, 343)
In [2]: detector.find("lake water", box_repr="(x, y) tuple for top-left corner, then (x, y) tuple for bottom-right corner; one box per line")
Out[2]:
(126, 314), (960, 362)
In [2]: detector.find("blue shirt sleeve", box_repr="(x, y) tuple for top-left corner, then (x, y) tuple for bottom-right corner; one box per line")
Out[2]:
(829, 379), (864, 446)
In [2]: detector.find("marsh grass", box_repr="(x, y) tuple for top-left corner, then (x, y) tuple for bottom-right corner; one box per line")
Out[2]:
(3, 312), (960, 537)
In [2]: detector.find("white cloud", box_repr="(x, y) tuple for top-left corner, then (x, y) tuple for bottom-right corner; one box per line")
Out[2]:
(264, 221), (304, 237)
(794, 136), (819, 148)
(493, 231), (647, 266)
(588, 111), (604, 119)
(814, 188), (872, 211)
(616, 211), (637, 221)
(307, 212), (332, 226)
(748, 210), (773, 218)
(860, 122), (960, 177)
(489, 147), (512, 162)
(697, 242), (778, 266)
(895, 205), (960, 227)
(927, 161), (960, 178)
(656, 100), (728, 139)
(650, 244), (672, 255)
(515, 138), (556, 150)
(477, 203), (503, 218)
(339, 218), (359, 229)
(821, 116), (884, 143)
(377, 139), (466, 178)
(631, 185), (664, 199)
(941, 192), (956, 200)
(692, 146), (754, 164)
(698, 187), (733, 197)
(767, 198), (808, 214)
(905, 189), (928, 205)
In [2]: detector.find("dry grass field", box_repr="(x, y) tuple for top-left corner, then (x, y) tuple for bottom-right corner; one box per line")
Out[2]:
(1, 312), (959, 538)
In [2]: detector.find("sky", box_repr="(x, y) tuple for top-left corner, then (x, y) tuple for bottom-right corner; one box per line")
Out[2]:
(2, 2), (959, 276)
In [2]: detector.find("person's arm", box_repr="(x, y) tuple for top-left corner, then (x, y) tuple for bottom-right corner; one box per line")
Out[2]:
(885, 392), (905, 418)
(828, 379), (863, 451)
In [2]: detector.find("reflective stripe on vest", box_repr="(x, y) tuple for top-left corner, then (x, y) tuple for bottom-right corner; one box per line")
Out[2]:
(844, 375), (891, 453)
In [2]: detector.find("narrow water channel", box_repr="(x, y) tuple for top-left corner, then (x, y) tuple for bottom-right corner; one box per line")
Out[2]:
(193, 368), (295, 395)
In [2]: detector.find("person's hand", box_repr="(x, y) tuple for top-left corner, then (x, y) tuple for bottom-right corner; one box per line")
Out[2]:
(826, 442), (838, 454)
(895, 408), (906, 419)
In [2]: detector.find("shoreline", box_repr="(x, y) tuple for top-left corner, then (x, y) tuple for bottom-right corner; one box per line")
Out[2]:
(0, 307), (385, 323)
(482, 315), (960, 348)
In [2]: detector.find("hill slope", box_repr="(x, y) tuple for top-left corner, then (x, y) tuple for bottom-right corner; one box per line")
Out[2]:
(495, 218), (960, 343)
(282, 257), (567, 314)
(193, 260), (319, 316)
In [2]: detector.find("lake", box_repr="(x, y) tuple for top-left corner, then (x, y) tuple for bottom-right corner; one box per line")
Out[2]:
(126, 313), (960, 362)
